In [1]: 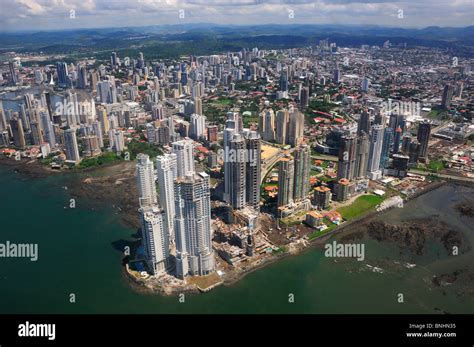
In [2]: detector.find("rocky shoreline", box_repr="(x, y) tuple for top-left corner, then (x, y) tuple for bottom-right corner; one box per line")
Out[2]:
(455, 201), (474, 219)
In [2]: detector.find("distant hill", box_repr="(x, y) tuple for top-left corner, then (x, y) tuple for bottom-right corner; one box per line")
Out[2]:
(1, 24), (472, 59)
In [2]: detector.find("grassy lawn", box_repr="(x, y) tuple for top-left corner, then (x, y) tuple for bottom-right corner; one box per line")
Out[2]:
(77, 151), (122, 169)
(427, 107), (447, 120)
(337, 194), (385, 221)
(427, 159), (445, 172)
(308, 222), (337, 240)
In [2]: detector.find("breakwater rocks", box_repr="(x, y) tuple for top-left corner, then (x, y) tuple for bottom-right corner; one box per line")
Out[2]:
(341, 217), (466, 256)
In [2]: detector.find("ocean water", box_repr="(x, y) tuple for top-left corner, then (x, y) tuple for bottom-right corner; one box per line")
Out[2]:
(0, 165), (473, 314)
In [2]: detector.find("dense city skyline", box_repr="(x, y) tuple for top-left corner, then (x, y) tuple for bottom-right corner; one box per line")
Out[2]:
(0, 6), (473, 343)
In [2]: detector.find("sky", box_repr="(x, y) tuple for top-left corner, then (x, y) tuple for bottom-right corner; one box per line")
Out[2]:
(0, 0), (473, 32)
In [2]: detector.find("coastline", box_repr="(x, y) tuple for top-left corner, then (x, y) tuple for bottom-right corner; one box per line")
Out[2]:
(218, 179), (451, 289)
(0, 156), (461, 296)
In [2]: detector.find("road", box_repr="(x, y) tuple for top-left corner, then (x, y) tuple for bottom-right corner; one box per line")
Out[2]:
(409, 169), (474, 183)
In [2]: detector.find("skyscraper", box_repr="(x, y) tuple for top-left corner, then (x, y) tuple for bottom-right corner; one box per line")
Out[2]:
(29, 121), (42, 145)
(193, 97), (203, 116)
(260, 109), (275, 142)
(245, 131), (261, 210)
(361, 77), (370, 92)
(82, 135), (100, 157)
(40, 111), (56, 148)
(229, 133), (247, 210)
(56, 62), (70, 87)
(333, 68), (340, 84)
(111, 52), (118, 67)
(10, 117), (26, 149)
(441, 84), (454, 109)
(357, 111), (370, 136)
(0, 100), (7, 132)
(380, 128), (393, 169)
(92, 121), (104, 148)
(293, 144), (311, 201)
(111, 130), (125, 153)
(275, 109), (289, 144)
(288, 109), (304, 147)
(97, 80), (117, 104)
(139, 207), (171, 276)
(337, 135), (357, 180)
(279, 70), (288, 94)
(401, 133), (412, 154)
(172, 139), (195, 178)
(174, 172), (214, 279)
(354, 132), (370, 178)
(65, 91), (79, 128)
(390, 114), (405, 154)
(393, 126), (403, 154)
(64, 129), (80, 163)
(417, 121), (431, 160)
(189, 113), (206, 140)
(367, 124), (384, 179)
(18, 104), (30, 133)
(156, 154), (177, 242)
(277, 154), (295, 207)
(8, 61), (18, 85)
(136, 154), (158, 208)
(300, 87), (309, 108)
(77, 64), (88, 89)
(223, 118), (237, 203)
(97, 106), (109, 134)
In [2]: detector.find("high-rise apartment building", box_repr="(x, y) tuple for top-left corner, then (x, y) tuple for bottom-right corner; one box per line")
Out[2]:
(229, 133), (247, 210)
(293, 144), (311, 201)
(64, 128), (80, 163)
(172, 139), (195, 178)
(417, 121), (431, 160)
(367, 124), (384, 179)
(288, 109), (304, 147)
(277, 154), (294, 207)
(156, 154), (178, 242)
(136, 154), (158, 208)
(245, 131), (261, 210)
(337, 134), (357, 181)
(174, 172), (214, 279)
(139, 206), (172, 276)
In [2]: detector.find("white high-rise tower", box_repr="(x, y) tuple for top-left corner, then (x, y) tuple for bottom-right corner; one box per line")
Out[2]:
(172, 139), (195, 178)
(139, 206), (171, 276)
(367, 124), (384, 180)
(174, 172), (214, 279)
(156, 153), (177, 242)
(136, 153), (158, 208)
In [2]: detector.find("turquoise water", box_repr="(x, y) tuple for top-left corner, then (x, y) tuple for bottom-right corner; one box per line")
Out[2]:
(0, 165), (473, 314)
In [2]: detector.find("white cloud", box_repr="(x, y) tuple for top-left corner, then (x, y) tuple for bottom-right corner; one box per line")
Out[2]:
(0, 0), (473, 31)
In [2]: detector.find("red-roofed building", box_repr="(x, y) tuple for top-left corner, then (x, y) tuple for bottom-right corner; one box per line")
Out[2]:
(195, 145), (209, 154)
